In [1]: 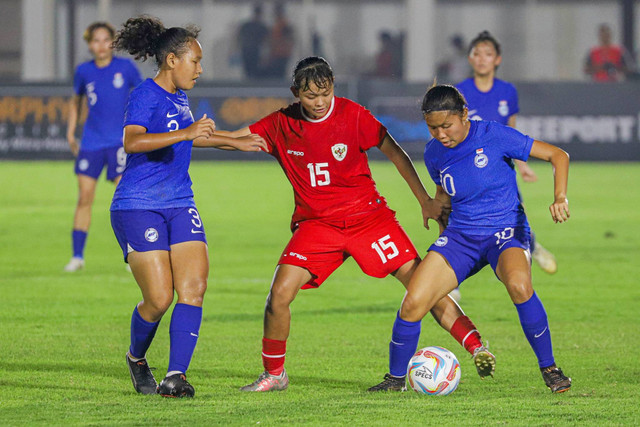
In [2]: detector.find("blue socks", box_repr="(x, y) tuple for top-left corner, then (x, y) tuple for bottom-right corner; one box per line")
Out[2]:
(72, 230), (87, 258)
(515, 292), (555, 368)
(129, 306), (160, 359)
(168, 303), (203, 374)
(389, 312), (421, 377)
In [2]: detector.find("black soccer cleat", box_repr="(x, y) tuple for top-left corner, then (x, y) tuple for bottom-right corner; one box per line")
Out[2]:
(541, 366), (572, 393)
(126, 354), (158, 395)
(158, 373), (195, 398)
(367, 373), (407, 392)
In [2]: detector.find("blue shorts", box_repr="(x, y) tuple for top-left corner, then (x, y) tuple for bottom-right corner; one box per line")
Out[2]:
(428, 227), (531, 285)
(75, 146), (126, 181)
(111, 207), (207, 262)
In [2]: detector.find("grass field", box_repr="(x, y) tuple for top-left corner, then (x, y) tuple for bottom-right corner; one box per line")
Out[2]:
(1, 160), (639, 426)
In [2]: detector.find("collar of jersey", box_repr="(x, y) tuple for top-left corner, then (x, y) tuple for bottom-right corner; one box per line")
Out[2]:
(300, 96), (335, 123)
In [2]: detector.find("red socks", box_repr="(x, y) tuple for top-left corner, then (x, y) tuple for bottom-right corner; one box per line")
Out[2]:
(450, 315), (483, 355)
(262, 337), (286, 375)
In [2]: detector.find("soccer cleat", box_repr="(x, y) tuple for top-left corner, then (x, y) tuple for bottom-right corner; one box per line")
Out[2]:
(64, 257), (85, 272)
(158, 373), (195, 398)
(240, 370), (289, 392)
(532, 242), (557, 274)
(367, 373), (407, 392)
(126, 354), (158, 395)
(473, 346), (496, 378)
(541, 366), (572, 393)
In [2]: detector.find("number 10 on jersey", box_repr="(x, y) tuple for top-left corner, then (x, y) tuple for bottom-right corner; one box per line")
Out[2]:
(307, 163), (330, 187)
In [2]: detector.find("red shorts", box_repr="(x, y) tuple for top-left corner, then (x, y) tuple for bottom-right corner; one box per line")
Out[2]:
(279, 206), (419, 289)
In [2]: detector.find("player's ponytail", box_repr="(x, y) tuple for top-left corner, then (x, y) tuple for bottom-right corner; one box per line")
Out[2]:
(114, 16), (200, 67)
(292, 56), (334, 91)
(421, 85), (466, 116)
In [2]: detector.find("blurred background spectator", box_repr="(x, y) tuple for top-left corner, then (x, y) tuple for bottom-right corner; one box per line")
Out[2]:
(373, 31), (403, 79)
(237, 3), (269, 79)
(584, 23), (635, 82)
(261, 2), (295, 79)
(436, 34), (470, 84)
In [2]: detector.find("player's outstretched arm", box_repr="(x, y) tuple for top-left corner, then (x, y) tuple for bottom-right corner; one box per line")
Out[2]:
(529, 140), (570, 223)
(123, 114), (215, 153)
(377, 132), (442, 229)
(194, 126), (267, 152)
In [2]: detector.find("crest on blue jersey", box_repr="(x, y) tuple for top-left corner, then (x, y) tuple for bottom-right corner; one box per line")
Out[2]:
(435, 236), (448, 247)
(498, 100), (509, 117)
(474, 148), (488, 168)
(113, 72), (124, 89)
(78, 159), (89, 171)
(145, 228), (158, 242)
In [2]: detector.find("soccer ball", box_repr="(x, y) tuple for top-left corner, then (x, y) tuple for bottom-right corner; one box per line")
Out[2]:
(407, 346), (461, 395)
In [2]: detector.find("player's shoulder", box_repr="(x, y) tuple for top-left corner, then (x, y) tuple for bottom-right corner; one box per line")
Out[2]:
(75, 60), (95, 75)
(455, 78), (474, 91)
(493, 78), (517, 93)
(129, 79), (163, 102)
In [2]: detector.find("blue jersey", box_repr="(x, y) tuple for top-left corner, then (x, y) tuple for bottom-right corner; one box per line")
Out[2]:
(423, 120), (533, 235)
(73, 57), (142, 150)
(455, 78), (519, 125)
(111, 79), (196, 211)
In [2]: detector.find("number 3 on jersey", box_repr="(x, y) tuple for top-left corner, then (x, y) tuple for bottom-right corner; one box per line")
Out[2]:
(371, 235), (399, 264)
(307, 162), (330, 187)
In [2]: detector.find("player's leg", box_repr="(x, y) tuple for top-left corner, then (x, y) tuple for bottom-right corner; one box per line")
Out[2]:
(126, 249), (174, 395)
(240, 264), (311, 392)
(154, 240), (209, 398)
(241, 219), (342, 392)
(495, 247), (570, 393)
(393, 260), (494, 379)
(64, 174), (97, 271)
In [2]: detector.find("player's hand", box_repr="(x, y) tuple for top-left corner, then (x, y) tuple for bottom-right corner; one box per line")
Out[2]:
(185, 114), (216, 140)
(549, 197), (570, 223)
(421, 198), (443, 230)
(520, 168), (538, 182)
(67, 135), (79, 157)
(234, 134), (268, 152)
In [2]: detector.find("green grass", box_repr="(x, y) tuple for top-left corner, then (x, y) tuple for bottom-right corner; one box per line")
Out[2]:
(0, 160), (639, 426)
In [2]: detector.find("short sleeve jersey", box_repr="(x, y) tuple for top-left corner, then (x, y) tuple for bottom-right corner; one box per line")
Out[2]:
(455, 78), (519, 125)
(423, 120), (533, 235)
(73, 57), (143, 150)
(111, 79), (195, 211)
(249, 96), (388, 225)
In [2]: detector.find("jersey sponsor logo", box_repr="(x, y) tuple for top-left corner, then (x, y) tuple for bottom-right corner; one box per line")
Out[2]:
(498, 100), (509, 117)
(112, 72), (124, 89)
(144, 228), (159, 242)
(474, 149), (488, 168)
(435, 236), (448, 247)
(191, 229), (204, 234)
(166, 111), (180, 118)
(287, 251), (307, 261)
(331, 143), (347, 161)
(286, 149), (304, 156)
(78, 159), (89, 171)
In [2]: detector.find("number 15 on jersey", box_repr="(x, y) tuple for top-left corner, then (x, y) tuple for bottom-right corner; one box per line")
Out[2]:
(307, 163), (330, 187)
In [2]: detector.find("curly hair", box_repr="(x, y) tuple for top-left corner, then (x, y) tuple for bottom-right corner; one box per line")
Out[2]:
(83, 21), (116, 43)
(113, 16), (200, 67)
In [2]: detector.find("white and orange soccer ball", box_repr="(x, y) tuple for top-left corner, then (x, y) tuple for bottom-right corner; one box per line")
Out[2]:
(407, 346), (461, 395)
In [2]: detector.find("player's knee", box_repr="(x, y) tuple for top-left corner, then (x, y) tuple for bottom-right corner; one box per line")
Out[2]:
(177, 278), (207, 306)
(77, 191), (95, 207)
(505, 279), (533, 304)
(400, 292), (428, 323)
(266, 286), (295, 312)
(145, 294), (174, 318)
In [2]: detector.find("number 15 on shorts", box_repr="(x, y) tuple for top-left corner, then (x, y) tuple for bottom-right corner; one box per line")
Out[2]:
(371, 235), (399, 264)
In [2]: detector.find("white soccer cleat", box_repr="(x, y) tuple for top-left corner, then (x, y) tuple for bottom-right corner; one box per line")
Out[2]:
(532, 242), (557, 274)
(64, 257), (85, 272)
(448, 287), (462, 304)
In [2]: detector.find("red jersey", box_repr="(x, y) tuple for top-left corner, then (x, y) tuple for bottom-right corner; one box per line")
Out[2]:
(249, 96), (388, 226)
(588, 45), (625, 82)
